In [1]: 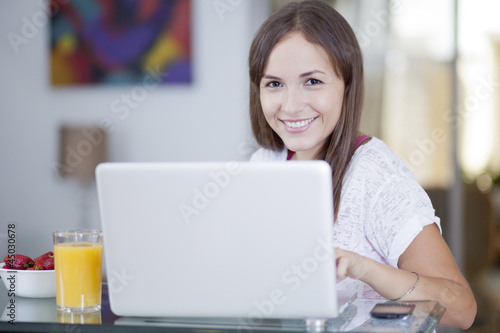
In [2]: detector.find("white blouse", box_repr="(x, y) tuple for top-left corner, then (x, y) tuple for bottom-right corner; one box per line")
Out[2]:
(250, 137), (441, 298)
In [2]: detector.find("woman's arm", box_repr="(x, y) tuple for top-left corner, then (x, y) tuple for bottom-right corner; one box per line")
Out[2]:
(335, 223), (477, 329)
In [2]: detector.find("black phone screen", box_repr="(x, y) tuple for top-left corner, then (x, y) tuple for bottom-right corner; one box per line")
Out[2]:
(370, 303), (416, 319)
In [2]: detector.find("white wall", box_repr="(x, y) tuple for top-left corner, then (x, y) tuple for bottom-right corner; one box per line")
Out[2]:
(0, 0), (269, 256)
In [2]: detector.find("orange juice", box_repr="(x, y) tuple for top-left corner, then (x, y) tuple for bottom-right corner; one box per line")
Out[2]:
(57, 310), (102, 324)
(54, 242), (102, 311)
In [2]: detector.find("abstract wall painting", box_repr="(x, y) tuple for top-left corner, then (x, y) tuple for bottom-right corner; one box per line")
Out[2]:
(50, 0), (191, 86)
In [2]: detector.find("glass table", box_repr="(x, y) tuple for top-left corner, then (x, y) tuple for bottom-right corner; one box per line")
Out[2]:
(0, 283), (445, 332)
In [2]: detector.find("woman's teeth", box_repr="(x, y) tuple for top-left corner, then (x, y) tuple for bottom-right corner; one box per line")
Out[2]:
(284, 117), (316, 128)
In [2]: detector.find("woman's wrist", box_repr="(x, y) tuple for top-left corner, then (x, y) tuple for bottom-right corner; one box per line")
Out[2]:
(357, 259), (415, 300)
(389, 271), (420, 301)
(355, 255), (378, 283)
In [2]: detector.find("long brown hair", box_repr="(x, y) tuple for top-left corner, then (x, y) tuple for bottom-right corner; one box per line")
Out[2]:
(249, 0), (364, 220)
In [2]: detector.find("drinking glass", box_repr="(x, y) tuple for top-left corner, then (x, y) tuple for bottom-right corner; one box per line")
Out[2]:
(53, 229), (103, 313)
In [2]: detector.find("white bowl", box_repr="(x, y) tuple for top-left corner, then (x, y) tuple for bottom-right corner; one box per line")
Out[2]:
(0, 263), (56, 298)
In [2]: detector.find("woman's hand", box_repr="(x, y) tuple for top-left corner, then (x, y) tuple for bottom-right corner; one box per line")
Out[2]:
(335, 247), (369, 282)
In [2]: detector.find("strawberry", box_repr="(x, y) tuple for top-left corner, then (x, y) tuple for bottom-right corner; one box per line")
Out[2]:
(34, 251), (54, 270)
(3, 254), (34, 270)
(3, 255), (11, 267)
(33, 251), (53, 262)
(43, 257), (54, 270)
(32, 259), (43, 270)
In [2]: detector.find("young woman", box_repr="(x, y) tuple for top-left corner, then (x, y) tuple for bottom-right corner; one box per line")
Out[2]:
(248, 1), (476, 329)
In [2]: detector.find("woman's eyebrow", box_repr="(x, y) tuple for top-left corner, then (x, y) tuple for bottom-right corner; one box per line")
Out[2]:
(262, 70), (326, 81)
(262, 74), (281, 80)
(299, 70), (325, 77)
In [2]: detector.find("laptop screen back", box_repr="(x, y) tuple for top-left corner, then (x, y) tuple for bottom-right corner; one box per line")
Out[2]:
(96, 161), (339, 319)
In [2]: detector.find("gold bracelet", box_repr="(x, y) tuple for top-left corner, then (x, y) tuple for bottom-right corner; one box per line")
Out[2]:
(390, 271), (420, 302)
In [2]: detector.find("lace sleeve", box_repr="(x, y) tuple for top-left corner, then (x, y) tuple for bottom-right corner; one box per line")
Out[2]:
(367, 174), (440, 267)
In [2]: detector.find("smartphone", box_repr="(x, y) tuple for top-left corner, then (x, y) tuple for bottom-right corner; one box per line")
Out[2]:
(370, 302), (415, 319)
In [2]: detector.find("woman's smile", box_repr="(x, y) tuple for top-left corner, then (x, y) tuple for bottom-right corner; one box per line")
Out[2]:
(281, 116), (318, 132)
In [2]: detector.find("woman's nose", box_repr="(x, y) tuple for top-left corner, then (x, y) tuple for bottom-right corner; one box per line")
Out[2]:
(281, 86), (305, 115)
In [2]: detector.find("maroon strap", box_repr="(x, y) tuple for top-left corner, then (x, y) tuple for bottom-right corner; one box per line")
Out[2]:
(352, 135), (371, 154)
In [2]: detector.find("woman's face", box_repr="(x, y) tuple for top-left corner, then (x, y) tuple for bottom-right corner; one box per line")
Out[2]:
(260, 32), (345, 160)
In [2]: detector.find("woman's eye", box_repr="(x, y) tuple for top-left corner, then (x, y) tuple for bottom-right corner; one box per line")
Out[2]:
(306, 78), (322, 85)
(265, 81), (282, 88)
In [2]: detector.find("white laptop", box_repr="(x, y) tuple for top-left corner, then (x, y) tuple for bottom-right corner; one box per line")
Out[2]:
(96, 161), (356, 324)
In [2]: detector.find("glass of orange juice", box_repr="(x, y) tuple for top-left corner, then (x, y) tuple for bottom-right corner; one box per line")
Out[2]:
(53, 229), (103, 313)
